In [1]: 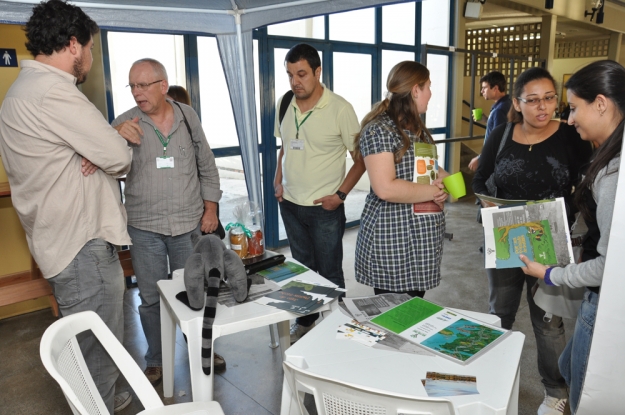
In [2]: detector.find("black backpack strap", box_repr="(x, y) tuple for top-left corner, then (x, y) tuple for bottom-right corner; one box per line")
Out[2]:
(279, 90), (295, 125)
(172, 100), (193, 138)
(171, 100), (226, 240)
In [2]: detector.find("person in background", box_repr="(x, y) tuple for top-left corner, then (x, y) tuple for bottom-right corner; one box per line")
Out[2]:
(274, 43), (366, 343)
(112, 59), (224, 385)
(520, 60), (625, 415)
(353, 61), (448, 298)
(468, 71), (512, 172)
(0, 0), (132, 411)
(473, 67), (592, 415)
(167, 85), (191, 106)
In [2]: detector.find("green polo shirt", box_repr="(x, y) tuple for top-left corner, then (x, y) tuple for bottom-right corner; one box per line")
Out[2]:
(274, 84), (360, 206)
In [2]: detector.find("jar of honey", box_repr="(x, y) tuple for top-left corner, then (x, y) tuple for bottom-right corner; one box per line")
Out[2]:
(247, 225), (264, 257)
(230, 227), (248, 258)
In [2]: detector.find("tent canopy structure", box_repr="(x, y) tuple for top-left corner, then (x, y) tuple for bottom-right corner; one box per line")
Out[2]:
(0, 0), (415, 212)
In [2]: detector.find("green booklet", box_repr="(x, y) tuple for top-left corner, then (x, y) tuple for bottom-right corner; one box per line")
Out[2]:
(370, 296), (509, 365)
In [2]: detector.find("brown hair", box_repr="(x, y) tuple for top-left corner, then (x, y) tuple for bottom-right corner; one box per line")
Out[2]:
(354, 61), (433, 163)
(167, 85), (191, 105)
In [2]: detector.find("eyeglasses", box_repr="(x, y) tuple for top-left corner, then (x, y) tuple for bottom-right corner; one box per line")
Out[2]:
(127, 80), (163, 91)
(517, 94), (558, 106)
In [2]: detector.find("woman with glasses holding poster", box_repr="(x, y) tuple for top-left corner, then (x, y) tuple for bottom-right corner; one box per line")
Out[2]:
(472, 66), (592, 414)
(520, 60), (625, 414)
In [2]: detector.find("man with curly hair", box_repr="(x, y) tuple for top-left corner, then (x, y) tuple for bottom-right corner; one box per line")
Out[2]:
(0, 0), (132, 412)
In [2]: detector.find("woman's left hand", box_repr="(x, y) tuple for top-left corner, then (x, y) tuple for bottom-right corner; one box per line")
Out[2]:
(519, 254), (549, 279)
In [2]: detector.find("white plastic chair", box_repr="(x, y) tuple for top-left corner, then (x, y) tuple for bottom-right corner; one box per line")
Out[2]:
(40, 310), (224, 415)
(283, 361), (457, 415)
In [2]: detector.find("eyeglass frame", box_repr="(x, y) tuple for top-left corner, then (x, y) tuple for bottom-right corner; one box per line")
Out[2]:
(516, 94), (558, 106)
(126, 80), (163, 91)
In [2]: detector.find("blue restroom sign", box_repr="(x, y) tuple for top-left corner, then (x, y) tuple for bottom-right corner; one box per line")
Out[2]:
(1, 49), (18, 67)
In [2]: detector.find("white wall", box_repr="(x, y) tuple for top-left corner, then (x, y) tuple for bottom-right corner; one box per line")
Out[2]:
(551, 56), (607, 99)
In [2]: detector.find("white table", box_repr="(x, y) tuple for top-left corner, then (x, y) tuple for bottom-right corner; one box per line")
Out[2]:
(157, 263), (338, 402)
(281, 308), (525, 415)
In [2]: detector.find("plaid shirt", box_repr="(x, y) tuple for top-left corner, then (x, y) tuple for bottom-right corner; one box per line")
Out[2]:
(355, 112), (445, 291)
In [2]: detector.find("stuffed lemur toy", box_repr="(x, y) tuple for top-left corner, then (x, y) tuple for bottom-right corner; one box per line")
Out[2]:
(176, 233), (251, 375)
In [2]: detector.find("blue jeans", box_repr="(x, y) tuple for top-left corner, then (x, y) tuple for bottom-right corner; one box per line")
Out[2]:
(127, 225), (201, 367)
(47, 239), (125, 413)
(487, 267), (568, 399)
(279, 199), (346, 326)
(559, 289), (598, 414)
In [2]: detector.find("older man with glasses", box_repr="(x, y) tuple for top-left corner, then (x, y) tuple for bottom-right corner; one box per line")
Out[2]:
(112, 58), (223, 386)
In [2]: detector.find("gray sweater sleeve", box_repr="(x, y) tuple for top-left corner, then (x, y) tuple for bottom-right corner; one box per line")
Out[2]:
(550, 157), (620, 288)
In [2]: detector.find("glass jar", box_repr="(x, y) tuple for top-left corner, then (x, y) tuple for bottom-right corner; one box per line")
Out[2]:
(229, 227), (248, 258)
(247, 225), (264, 257)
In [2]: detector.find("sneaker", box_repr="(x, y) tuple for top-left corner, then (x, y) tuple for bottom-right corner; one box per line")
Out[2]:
(144, 366), (162, 386)
(214, 353), (226, 374)
(290, 323), (314, 344)
(114, 391), (132, 413)
(537, 392), (567, 415)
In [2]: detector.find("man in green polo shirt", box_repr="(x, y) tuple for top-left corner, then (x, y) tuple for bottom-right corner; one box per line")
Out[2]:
(273, 43), (366, 342)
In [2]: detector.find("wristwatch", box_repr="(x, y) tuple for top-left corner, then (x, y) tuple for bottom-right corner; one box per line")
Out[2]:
(335, 190), (347, 201)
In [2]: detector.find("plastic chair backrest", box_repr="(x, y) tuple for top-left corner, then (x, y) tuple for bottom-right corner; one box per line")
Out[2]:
(40, 311), (163, 414)
(283, 361), (457, 415)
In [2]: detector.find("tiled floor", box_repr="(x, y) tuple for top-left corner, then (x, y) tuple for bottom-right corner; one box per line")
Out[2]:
(0, 196), (574, 415)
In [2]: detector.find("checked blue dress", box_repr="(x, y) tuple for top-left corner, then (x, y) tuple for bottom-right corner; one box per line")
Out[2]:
(355, 112), (446, 292)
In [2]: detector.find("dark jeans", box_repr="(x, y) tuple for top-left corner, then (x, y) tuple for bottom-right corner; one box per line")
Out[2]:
(279, 199), (346, 327)
(487, 267), (568, 398)
(374, 287), (425, 298)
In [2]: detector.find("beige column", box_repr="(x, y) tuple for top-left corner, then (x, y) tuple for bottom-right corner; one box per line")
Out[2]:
(608, 32), (622, 62)
(539, 14), (557, 71)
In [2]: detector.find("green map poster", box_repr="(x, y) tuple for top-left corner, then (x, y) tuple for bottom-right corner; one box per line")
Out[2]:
(370, 297), (443, 334)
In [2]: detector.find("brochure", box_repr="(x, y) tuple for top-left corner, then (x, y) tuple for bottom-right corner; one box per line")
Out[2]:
(421, 372), (479, 397)
(475, 193), (528, 207)
(257, 261), (309, 282)
(217, 276), (280, 307)
(480, 197), (575, 269)
(254, 279), (344, 315)
(369, 296), (509, 365)
(413, 142), (442, 214)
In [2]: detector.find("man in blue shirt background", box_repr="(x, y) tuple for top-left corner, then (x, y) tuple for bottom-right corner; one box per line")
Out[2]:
(468, 71), (512, 172)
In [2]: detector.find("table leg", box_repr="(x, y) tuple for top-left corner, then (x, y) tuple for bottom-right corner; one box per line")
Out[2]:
(160, 297), (176, 398)
(277, 320), (291, 361)
(269, 324), (280, 348)
(187, 318), (214, 401)
(507, 366), (520, 415)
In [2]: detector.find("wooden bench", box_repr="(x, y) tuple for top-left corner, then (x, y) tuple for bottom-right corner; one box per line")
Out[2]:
(0, 278), (59, 317)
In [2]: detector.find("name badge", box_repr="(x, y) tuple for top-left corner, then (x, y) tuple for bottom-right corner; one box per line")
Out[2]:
(156, 156), (174, 169)
(290, 139), (305, 151)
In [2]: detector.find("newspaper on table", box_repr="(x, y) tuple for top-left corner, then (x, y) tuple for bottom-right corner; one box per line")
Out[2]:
(480, 197), (575, 269)
(254, 279), (344, 315)
(340, 295), (434, 356)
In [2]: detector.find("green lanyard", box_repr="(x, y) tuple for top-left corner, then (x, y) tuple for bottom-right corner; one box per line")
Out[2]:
(154, 128), (172, 157)
(294, 107), (313, 139)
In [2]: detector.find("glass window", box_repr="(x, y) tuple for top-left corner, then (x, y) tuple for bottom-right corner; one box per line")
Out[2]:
(381, 50), (415, 98)
(268, 16), (325, 39)
(382, 2), (416, 45)
(425, 54), (449, 130)
(107, 32), (186, 116)
(434, 134), (447, 171)
(197, 36), (238, 149)
(332, 52), (371, 124)
(421, 0), (450, 46)
(330, 8), (375, 44)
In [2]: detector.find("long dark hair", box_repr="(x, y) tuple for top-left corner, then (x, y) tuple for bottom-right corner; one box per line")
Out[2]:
(566, 60), (625, 220)
(508, 67), (556, 124)
(354, 61), (432, 163)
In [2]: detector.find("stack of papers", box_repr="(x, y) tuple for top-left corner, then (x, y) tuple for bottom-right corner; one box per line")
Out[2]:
(254, 279), (344, 315)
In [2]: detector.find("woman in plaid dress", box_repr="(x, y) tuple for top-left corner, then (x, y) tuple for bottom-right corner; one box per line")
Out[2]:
(354, 61), (449, 297)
